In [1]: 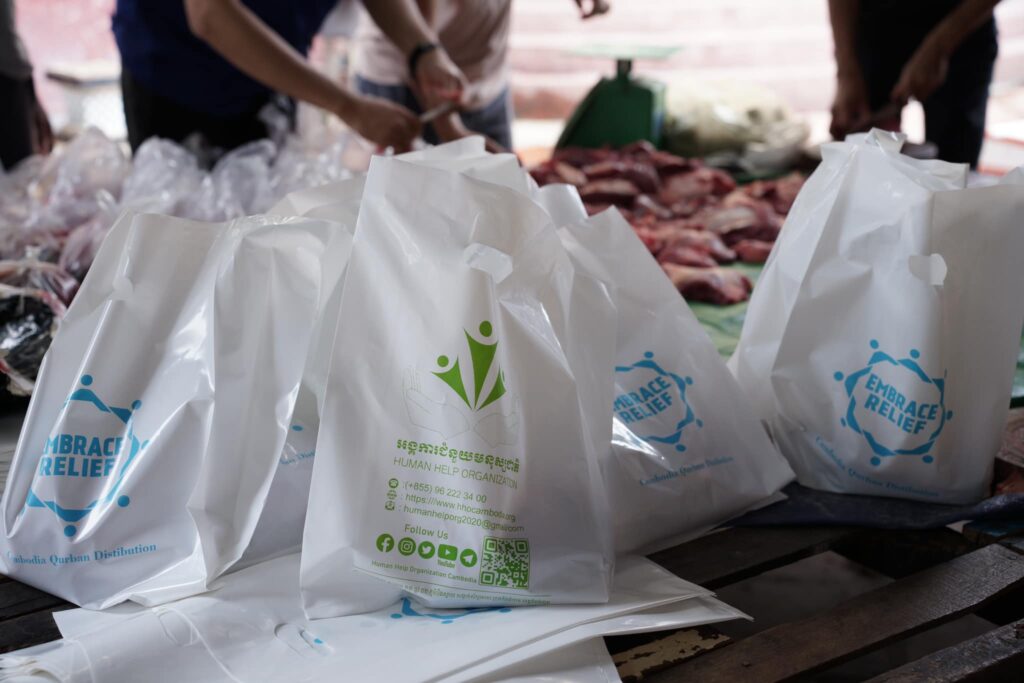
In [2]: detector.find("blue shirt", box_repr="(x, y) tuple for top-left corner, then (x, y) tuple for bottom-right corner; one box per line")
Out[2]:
(113, 0), (339, 116)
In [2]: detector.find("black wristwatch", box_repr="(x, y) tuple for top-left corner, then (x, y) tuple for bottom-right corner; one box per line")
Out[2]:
(408, 41), (439, 78)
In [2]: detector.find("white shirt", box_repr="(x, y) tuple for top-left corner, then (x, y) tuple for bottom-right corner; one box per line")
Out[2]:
(351, 0), (512, 110)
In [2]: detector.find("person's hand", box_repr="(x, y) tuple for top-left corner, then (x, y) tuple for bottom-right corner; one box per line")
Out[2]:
(433, 113), (510, 155)
(830, 69), (870, 141)
(574, 0), (610, 19)
(30, 94), (54, 155)
(891, 41), (949, 105)
(344, 95), (421, 152)
(414, 48), (467, 104)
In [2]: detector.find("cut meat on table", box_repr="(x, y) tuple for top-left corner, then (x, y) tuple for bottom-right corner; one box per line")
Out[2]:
(697, 194), (783, 246)
(659, 243), (718, 268)
(634, 194), (674, 220)
(530, 144), (805, 305)
(582, 160), (659, 194)
(658, 225), (737, 264)
(659, 167), (736, 205)
(742, 172), (804, 215)
(733, 239), (775, 264)
(661, 263), (753, 306)
(580, 179), (641, 206)
(632, 225), (667, 253)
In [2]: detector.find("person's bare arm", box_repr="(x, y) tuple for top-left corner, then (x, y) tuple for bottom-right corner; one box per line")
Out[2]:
(828, 0), (869, 139)
(411, 0), (469, 135)
(362, 0), (465, 100)
(415, 0), (437, 29)
(892, 0), (1001, 103)
(184, 0), (419, 149)
(186, 0), (353, 116)
(828, 0), (860, 79)
(574, 0), (610, 19)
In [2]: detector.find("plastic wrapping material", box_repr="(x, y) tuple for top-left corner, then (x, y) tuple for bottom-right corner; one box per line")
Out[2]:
(234, 177), (365, 571)
(661, 78), (809, 172)
(0, 126), (364, 397)
(301, 154), (617, 617)
(730, 130), (1024, 503)
(0, 260), (79, 306)
(0, 284), (65, 397)
(550, 202), (794, 553)
(0, 212), (345, 608)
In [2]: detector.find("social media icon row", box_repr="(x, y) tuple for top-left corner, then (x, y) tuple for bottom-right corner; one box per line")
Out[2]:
(375, 533), (478, 568)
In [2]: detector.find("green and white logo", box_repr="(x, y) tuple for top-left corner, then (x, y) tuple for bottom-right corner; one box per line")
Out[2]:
(402, 319), (518, 447)
(432, 320), (507, 411)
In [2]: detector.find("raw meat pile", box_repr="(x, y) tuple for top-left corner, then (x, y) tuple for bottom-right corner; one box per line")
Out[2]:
(0, 126), (364, 396)
(530, 141), (804, 306)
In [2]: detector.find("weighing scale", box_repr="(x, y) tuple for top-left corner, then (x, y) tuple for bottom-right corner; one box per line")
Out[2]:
(556, 45), (679, 150)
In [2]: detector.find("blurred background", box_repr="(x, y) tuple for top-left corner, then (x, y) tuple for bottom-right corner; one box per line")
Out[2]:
(15, 0), (1024, 171)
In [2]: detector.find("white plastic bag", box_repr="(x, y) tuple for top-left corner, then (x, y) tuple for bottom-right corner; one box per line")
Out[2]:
(41, 553), (736, 683)
(233, 178), (365, 571)
(551, 201), (794, 552)
(385, 144), (792, 553)
(730, 130), (1024, 503)
(301, 156), (616, 617)
(0, 211), (338, 608)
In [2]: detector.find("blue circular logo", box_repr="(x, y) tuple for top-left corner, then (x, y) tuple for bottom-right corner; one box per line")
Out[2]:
(834, 340), (951, 466)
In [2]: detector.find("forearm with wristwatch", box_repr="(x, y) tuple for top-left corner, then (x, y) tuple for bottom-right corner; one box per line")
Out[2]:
(361, 0), (465, 102)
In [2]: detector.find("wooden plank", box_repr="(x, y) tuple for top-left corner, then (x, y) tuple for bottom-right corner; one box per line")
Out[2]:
(0, 609), (65, 654)
(648, 544), (1024, 683)
(613, 626), (731, 683)
(865, 620), (1024, 683)
(1000, 534), (1024, 555)
(963, 520), (1024, 546)
(834, 528), (976, 579)
(606, 624), (727, 656)
(647, 527), (856, 590)
(0, 581), (70, 621)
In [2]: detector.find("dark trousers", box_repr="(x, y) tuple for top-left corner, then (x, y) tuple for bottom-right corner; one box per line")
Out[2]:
(120, 68), (277, 155)
(0, 74), (35, 171)
(856, 7), (997, 168)
(355, 75), (514, 150)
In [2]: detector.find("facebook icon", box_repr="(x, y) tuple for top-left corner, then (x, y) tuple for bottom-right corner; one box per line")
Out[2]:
(376, 533), (395, 553)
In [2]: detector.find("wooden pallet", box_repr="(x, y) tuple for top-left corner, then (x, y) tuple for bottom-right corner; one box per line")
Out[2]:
(606, 525), (1024, 682)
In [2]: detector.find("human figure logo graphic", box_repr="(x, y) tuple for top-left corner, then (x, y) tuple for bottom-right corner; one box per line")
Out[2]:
(26, 375), (148, 537)
(614, 352), (701, 452)
(432, 320), (507, 411)
(389, 597), (511, 624)
(834, 340), (952, 466)
(403, 320), (518, 447)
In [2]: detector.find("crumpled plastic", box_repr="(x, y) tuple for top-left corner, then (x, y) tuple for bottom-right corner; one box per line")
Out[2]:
(661, 78), (809, 173)
(0, 119), (366, 395)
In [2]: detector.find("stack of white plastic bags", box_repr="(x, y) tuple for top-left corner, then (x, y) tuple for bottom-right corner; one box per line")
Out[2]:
(0, 136), (808, 681)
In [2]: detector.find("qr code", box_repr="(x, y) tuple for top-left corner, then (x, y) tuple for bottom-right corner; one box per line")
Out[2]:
(479, 537), (530, 590)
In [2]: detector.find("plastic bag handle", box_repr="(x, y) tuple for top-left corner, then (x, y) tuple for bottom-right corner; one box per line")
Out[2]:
(864, 128), (907, 154)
